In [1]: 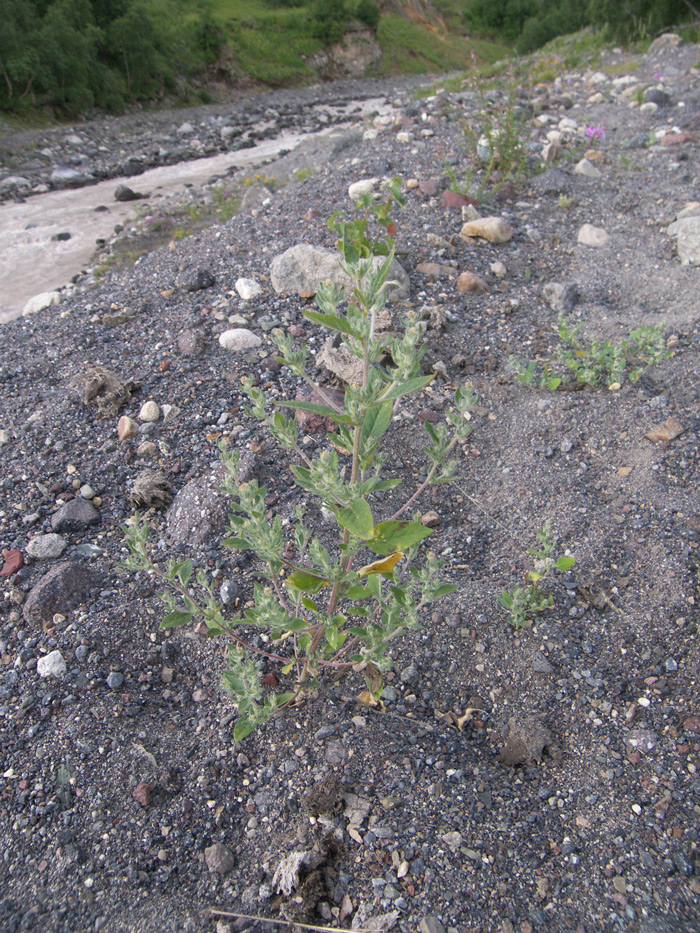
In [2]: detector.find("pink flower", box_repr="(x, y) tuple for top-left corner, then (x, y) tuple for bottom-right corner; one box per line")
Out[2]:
(585, 125), (606, 141)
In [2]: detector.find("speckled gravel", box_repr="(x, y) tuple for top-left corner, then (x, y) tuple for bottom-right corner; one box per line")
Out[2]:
(0, 36), (699, 933)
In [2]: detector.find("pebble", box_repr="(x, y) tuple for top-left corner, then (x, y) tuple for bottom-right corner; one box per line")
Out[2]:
(139, 401), (161, 423)
(23, 291), (60, 316)
(79, 484), (95, 499)
(37, 650), (67, 678)
(457, 271), (488, 294)
(27, 534), (67, 559)
(106, 672), (124, 690)
(459, 217), (513, 244)
(218, 328), (262, 351)
(574, 158), (602, 178)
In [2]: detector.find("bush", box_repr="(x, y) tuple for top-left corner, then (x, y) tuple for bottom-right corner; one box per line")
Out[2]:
(313, 0), (348, 44)
(356, 0), (380, 31)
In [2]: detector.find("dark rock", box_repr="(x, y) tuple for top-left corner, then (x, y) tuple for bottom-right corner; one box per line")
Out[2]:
(51, 232), (72, 242)
(532, 168), (571, 196)
(23, 562), (97, 626)
(51, 498), (100, 533)
(645, 88), (671, 107)
(180, 268), (215, 292)
(114, 184), (143, 202)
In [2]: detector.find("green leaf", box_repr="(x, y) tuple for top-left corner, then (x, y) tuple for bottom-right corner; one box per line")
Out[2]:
(161, 611), (194, 629)
(431, 583), (458, 599)
(223, 537), (251, 550)
(345, 585), (372, 600)
(338, 500), (374, 539)
(348, 626), (368, 637)
(173, 559), (193, 588)
(234, 718), (256, 743)
(362, 399), (393, 447)
(285, 570), (329, 594)
(301, 596), (319, 613)
(276, 399), (353, 425)
(370, 478), (402, 493)
(282, 663), (294, 675)
(555, 556), (576, 572)
(369, 520), (433, 556)
(303, 309), (363, 339)
(379, 375), (434, 403)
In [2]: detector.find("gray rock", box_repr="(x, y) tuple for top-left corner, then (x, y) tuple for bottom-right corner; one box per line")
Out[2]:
(167, 455), (255, 547)
(574, 158), (602, 178)
(106, 672), (124, 689)
(270, 244), (410, 302)
(531, 650), (554, 673)
(219, 581), (239, 606)
(542, 282), (579, 313)
(676, 216), (700, 264)
(400, 663), (419, 686)
(235, 277), (262, 301)
(218, 329), (262, 352)
(50, 166), (90, 188)
(532, 168), (571, 196)
(37, 650), (67, 679)
(23, 562), (97, 626)
(178, 328), (205, 356)
(177, 122), (195, 136)
(27, 533), (67, 560)
(51, 498), (100, 533)
(205, 842), (235, 874)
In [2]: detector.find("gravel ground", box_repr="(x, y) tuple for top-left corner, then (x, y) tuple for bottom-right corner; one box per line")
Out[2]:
(0, 36), (699, 933)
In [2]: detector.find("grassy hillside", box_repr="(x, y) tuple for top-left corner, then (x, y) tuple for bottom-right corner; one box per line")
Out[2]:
(190, 1), (510, 86)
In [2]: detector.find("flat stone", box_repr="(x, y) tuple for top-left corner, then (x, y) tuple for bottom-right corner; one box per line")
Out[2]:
(270, 244), (410, 302)
(218, 328), (262, 352)
(37, 650), (67, 678)
(542, 282), (579, 313)
(23, 291), (60, 316)
(0, 549), (23, 577)
(416, 262), (457, 278)
(23, 562), (97, 626)
(235, 277), (262, 301)
(177, 329), (204, 356)
(27, 534), (67, 560)
(459, 217), (513, 244)
(51, 498), (99, 533)
(205, 842), (235, 875)
(577, 224), (610, 247)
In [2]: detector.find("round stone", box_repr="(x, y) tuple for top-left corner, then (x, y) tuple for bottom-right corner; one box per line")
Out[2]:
(117, 416), (139, 440)
(79, 485), (95, 499)
(107, 672), (124, 689)
(235, 278), (262, 301)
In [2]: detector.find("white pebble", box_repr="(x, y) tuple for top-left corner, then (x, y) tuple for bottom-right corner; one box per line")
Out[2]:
(139, 401), (160, 423)
(37, 650), (67, 678)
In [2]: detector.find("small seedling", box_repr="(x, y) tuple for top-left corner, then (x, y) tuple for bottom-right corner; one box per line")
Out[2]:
(509, 357), (561, 391)
(500, 521), (575, 630)
(124, 182), (477, 741)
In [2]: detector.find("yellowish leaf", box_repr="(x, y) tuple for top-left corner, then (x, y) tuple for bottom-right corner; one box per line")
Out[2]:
(357, 690), (378, 707)
(358, 551), (404, 577)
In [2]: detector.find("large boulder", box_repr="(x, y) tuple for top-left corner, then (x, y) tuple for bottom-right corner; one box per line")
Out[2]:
(270, 244), (410, 302)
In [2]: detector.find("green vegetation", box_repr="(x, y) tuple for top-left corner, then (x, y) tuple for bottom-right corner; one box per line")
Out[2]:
(464, 0), (697, 53)
(500, 521), (575, 630)
(3, 1), (695, 121)
(510, 320), (672, 391)
(124, 184), (476, 741)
